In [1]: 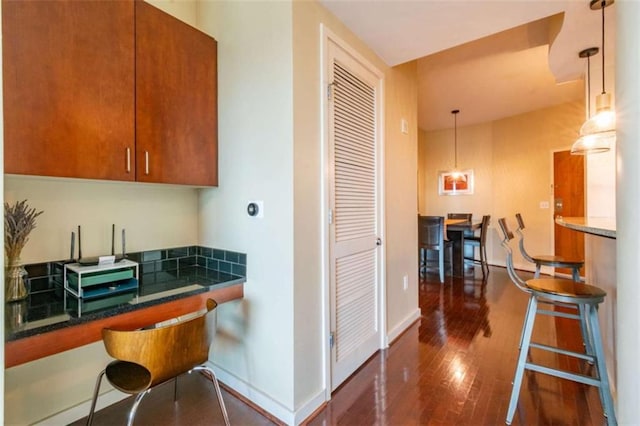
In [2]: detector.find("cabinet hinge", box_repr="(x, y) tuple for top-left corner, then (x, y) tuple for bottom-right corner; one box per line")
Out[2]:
(329, 331), (335, 348)
(328, 208), (333, 225)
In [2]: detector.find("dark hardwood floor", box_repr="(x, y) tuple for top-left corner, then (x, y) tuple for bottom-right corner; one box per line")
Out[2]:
(77, 266), (607, 425)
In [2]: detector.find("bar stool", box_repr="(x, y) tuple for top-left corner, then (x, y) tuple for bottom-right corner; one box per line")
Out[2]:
(498, 218), (616, 426)
(515, 213), (583, 282)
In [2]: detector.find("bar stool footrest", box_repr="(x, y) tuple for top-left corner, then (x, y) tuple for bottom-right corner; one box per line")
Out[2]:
(524, 362), (601, 387)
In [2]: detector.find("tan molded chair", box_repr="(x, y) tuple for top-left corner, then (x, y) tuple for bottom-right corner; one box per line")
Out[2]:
(515, 213), (583, 281)
(464, 215), (491, 277)
(419, 215), (453, 283)
(87, 299), (230, 426)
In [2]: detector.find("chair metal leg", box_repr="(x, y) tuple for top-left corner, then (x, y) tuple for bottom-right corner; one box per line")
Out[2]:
(194, 366), (231, 426)
(534, 264), (541, 278)
(438, 246), (445, 283)
(87, 369), (106, 426)
(127, 390), (150, 426)
(588, 305), (617, 425)
(578, 304), (594, 358)
(572, 267), (581, 282)
(174, 377), (178, 402)
(507, 295), (538, 424)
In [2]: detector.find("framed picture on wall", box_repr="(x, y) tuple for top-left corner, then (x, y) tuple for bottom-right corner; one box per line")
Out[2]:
(438, 170), (474, 195)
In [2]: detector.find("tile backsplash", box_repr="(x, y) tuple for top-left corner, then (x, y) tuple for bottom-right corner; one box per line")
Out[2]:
(23, 245), (247, 297)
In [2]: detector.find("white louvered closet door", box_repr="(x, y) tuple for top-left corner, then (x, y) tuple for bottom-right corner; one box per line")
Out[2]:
(328, 39), (382, 390)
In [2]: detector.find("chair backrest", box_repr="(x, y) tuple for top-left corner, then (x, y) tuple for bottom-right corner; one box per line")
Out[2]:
(102, 298), (218, 389)
(479, 215), (491, 245)
(448, 213), (472, 222)
(497, 218), (528, 291)
(419, 216), (445, 251)
(514, 213), (534, 263)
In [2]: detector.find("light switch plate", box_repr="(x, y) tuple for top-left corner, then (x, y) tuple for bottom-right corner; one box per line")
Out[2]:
(401, 118), (409, 135)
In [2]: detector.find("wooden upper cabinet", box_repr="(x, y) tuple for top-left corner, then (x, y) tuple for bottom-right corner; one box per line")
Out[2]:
(2, 0), (135, 181)
(135, 1), (218, 186)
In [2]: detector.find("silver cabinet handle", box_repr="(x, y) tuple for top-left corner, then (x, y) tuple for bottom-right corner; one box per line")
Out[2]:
(126, 147), (131, 173)
(145, 151), (149, 175)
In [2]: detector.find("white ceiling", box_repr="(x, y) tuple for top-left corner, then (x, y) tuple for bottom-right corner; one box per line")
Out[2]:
(319, 0), (614, 130)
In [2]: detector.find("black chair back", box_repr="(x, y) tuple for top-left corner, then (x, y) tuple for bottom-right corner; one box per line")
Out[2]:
(479, 215), (491, 245)
(419, 216), (445, 251)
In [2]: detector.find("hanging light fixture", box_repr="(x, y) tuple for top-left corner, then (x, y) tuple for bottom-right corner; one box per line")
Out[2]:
(571, 0), (615, 155)
(450, 109), (466, 182)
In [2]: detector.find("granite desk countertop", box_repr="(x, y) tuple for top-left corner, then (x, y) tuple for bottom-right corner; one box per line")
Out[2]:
(5, 265), (245, 343)
(555, 216), (616, 239)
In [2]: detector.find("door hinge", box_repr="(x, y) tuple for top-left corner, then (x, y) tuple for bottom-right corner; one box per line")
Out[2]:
(328, 208), (333, 224)
(327, 82), (337, 101)
(329, 331), (335, 348)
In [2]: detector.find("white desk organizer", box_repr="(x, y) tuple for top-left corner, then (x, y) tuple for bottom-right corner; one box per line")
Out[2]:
(64, 259), (139, 300)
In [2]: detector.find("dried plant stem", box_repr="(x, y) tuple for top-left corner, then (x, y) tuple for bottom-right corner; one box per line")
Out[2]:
(4, 200), (43, 263)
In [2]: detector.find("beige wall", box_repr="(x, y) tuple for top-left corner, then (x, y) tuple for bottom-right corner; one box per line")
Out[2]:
(197, 0), (419, 422)
(197, 0), (297, 420)
(418, 101), (584, 271)
(383, 62), (420, 340)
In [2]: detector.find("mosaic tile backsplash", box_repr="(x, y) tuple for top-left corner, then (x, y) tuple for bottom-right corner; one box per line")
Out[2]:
(23, 245), (247, 297)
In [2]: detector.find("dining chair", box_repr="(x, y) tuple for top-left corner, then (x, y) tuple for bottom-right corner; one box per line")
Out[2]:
(464, 215), (491, 277)
(419, 215), (453, 283)
(447, 213), (472, 222)
(515, 213), (583, 281)
(497, 218), (615, 425)
(87, 298), (230, 426)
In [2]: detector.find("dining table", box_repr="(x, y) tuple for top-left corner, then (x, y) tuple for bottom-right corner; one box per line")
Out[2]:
(445, 219), (481, 277)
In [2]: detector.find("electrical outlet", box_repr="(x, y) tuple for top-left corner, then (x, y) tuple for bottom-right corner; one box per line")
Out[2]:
(403, 275), (408, 290)
(401, 118), (409, 134)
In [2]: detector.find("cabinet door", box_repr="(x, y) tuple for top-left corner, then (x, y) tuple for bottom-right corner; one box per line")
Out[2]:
(2, 0), (135, 181)
(135, 1), (218, 186)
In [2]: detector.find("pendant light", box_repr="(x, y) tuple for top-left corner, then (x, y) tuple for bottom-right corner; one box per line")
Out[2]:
(450, 109), (466, 182)
(571, 0), (615, 155)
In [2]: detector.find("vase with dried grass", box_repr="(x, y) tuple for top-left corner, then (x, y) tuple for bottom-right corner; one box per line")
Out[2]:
(4, 200), (43, 302)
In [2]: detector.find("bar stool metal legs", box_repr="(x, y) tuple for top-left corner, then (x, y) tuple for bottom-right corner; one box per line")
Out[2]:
(506, 289), (616, 426)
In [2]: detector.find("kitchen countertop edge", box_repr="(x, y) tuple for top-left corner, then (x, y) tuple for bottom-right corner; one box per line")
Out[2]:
(555, 216), (616, 239)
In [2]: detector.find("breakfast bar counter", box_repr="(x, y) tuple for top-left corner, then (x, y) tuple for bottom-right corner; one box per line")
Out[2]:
(555, 216), (616, 239)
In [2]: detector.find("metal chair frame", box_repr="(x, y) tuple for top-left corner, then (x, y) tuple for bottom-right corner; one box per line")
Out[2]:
(515, 213), (583, 282)
(464, 215), (490, 277)
(498, 218), (616, 426)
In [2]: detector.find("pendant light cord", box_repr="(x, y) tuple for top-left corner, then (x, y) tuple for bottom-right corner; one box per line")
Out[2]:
(454, 113), (458, 168)
(601, 0), (606, 95)
(451, 109), (459, 169)
(587, 55), (592, 117)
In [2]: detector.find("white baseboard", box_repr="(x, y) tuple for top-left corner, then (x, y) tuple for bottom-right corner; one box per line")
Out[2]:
(208, 361), (326, 425)
(387, 308), (421, 345)
(33, 388), (128, 426)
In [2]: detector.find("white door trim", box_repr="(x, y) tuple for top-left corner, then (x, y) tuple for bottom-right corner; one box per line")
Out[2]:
(319, 23), (386, 399)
